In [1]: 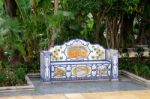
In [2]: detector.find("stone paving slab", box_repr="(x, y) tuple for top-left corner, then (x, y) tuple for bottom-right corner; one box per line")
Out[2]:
(30, 76), (149, 95)
(33, 94), (67, 99)
(0, 75), (149, 97)
(82, 90), (150, 99)
(0, 90), (150, 99)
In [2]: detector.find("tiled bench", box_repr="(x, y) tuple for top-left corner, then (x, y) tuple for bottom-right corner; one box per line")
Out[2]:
(40, 39), (118, 82)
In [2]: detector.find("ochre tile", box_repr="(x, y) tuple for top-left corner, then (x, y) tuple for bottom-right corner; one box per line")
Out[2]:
(135, 94), (150, 99)
(0, 97), (8, 99)
(0, 90), (150, 99)
(101, 94), (139, 99)
(47, 94), (67, 99)
(65, 93), (85, 99)
(16, 96), (33, 99)
(81, 93), (103, 99)
(33, 94), (67, 99)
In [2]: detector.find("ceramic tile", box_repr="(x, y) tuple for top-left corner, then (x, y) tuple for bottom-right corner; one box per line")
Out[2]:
(0, 90), (150, 99)
(0, 96), (16, 99)
(65, 93), (85, 99)
(33, 94), (67, 99)
(16, 96), (33, 99)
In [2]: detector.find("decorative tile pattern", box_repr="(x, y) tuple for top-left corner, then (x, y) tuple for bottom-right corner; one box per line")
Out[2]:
(49, 39), (105, 61)
(40, 39), (118, 81)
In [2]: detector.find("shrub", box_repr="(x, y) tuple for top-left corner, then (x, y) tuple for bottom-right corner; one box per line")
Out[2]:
(3, 69), (16, 86)
(119, 58), (131, 71)
(15, 67), (26, 84)
(139, 64), (150, 79)
(120, 58), (150, 80)
(0, 72), (5, 86)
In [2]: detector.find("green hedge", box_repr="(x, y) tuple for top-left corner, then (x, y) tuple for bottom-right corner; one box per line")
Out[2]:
(119, 58), (150, 80)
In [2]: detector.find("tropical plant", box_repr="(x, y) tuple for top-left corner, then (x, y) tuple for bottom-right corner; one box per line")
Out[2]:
(0, 0), (150, 86)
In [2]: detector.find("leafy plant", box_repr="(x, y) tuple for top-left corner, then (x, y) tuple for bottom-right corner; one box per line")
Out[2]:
(0, 67), (26, 86)
(133, 63), (140, 75)
(0, 72), (6, 86)
(15, 67), (26, 82)
(119, 58), (131, 70)
(136, 47), (144, 57)
(120, 58), (150, 80)
(2, 69), (16, 86)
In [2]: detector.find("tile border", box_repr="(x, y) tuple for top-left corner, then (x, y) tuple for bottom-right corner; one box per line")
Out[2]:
(28, 73), (111, 84)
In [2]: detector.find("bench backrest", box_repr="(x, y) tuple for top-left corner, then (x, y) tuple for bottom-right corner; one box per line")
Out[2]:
(49, 39), (105, 61)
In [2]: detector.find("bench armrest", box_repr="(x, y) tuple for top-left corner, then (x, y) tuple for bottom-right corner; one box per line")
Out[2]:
(40, 51), (51, 81)
(106, 49), (118, 61)
(106, 49), (118, 80)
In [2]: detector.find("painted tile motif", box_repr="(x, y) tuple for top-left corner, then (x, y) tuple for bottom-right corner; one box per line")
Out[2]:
(67, 46), (88, 59)
(97, 66), (109, 76)
(72, 65), (91, 77)
(49, 39), (105, 61)
(54, 67), (66, 77)
(41, 39), (118, 81)
(51, 64), (111, 80)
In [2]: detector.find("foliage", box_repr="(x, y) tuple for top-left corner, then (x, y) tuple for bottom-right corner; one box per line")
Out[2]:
(0, 0), (71, 71)
(120, 58), (150, 80)
(0, 0), (149, 86)
(0, 61), (26, 86)
(0, 72), (6, 86)
(15, 67), (26, 82)
(136, 47), (144, 57)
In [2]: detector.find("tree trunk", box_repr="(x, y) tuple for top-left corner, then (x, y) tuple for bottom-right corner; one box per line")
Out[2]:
(95, 12), (101, 43)
(137, 0), (150, 45)
(106, 14), (123, 49)
(49, 0), (59, 48)
(120, 13), (135, 48)
(50, 29), (59, 47)
(54, 0), (58, 13)
(92, 12), (105, 44)
(4, 0), (17, 17)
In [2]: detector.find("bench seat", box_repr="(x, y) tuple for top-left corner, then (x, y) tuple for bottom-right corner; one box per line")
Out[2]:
(51, 60), (111, 65)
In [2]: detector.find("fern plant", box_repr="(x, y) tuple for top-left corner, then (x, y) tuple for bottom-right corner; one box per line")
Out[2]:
(0, 0), (73, 72)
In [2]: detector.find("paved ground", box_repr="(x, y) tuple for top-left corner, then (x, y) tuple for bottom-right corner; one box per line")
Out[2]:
(0, 90), (150, 99)
(0, 75), (149, 99)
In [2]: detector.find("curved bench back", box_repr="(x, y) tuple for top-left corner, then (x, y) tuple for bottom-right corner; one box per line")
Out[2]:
(49, 39), (105, 61)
